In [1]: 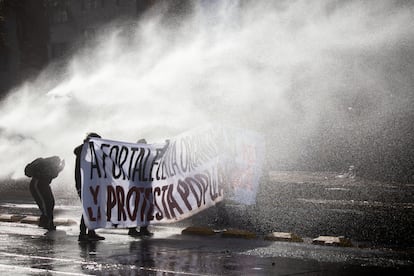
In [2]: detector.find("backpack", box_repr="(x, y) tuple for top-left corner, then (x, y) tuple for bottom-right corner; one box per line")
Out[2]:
(24, 156), (63, 180)
(24, 158), (43, 178)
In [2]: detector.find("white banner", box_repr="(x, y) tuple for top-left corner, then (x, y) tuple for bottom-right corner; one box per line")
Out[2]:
(81, 126), (264, 230)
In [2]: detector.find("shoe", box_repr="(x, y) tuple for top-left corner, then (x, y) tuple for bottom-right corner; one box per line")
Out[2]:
(47, 224), (56, 231)
(38, 215), (49, 228)
(128, 228), (141, 237)
(78, 233), (89, 242)
(40, 219), (56, 231)
(46, 220), (56, 231)
(139, 227), (153, 237)
(88, 231), (105, 241)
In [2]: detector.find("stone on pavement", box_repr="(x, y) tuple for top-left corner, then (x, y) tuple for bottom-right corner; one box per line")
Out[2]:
(312, 236), (353, 247)
(1, 214), (77, 226)
(0, 214), (26, 222)
(54, 218), (77, 226)
(222, 228), (256, 239)
(181, 226), (216, 236)
(265, 232), (303, 242)
(20, 215), (40, 225)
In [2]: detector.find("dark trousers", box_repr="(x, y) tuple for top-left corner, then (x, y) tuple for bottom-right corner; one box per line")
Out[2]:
(80, 215), (87, 235)
(77, 190), (93, 235)
(29, 178), (55, 226)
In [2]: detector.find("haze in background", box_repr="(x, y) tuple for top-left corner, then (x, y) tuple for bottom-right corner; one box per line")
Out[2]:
(0, 0), (413, 196)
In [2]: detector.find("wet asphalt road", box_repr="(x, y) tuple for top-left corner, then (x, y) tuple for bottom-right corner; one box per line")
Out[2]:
(188, 171), (414, 248)
(0, 219), (413, 275)
(0, 171), (414, 274)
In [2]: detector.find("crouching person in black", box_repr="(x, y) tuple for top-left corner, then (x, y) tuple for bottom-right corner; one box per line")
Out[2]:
(74, 132), (105, 242)
(25, 156), (65, 231)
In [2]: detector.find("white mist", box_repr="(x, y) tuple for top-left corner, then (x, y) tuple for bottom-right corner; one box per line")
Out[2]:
(0, 0), (413, 196)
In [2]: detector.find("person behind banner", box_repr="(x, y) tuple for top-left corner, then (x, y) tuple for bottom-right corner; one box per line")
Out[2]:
(25, 156), (65, 231)
(128, 138), (170, 237)
(74, 132), (105, 242)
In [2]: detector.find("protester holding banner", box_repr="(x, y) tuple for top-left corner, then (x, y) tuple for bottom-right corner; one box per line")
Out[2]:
(127, 138), (170, 237)
(25, 156), (65, 231)
(79, 126), (264, 231)
(74, 132), (105, 242)
(128, 138), (154, 237)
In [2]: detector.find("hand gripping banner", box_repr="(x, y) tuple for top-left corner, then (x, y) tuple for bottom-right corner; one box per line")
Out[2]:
(80, 126), (264, 230)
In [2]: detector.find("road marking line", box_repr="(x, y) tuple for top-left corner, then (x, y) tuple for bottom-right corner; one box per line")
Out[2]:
(0, 252), (93, 265)
(0, 264), (85, 275)
(0, 252), (213, 276)
(140, 266), (214, 276)
(296, 198), (414, 208)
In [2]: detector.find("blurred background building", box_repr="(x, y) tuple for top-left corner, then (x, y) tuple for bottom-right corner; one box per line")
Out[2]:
(0, 0), (49, 97)
(0, 0), (191, 98)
